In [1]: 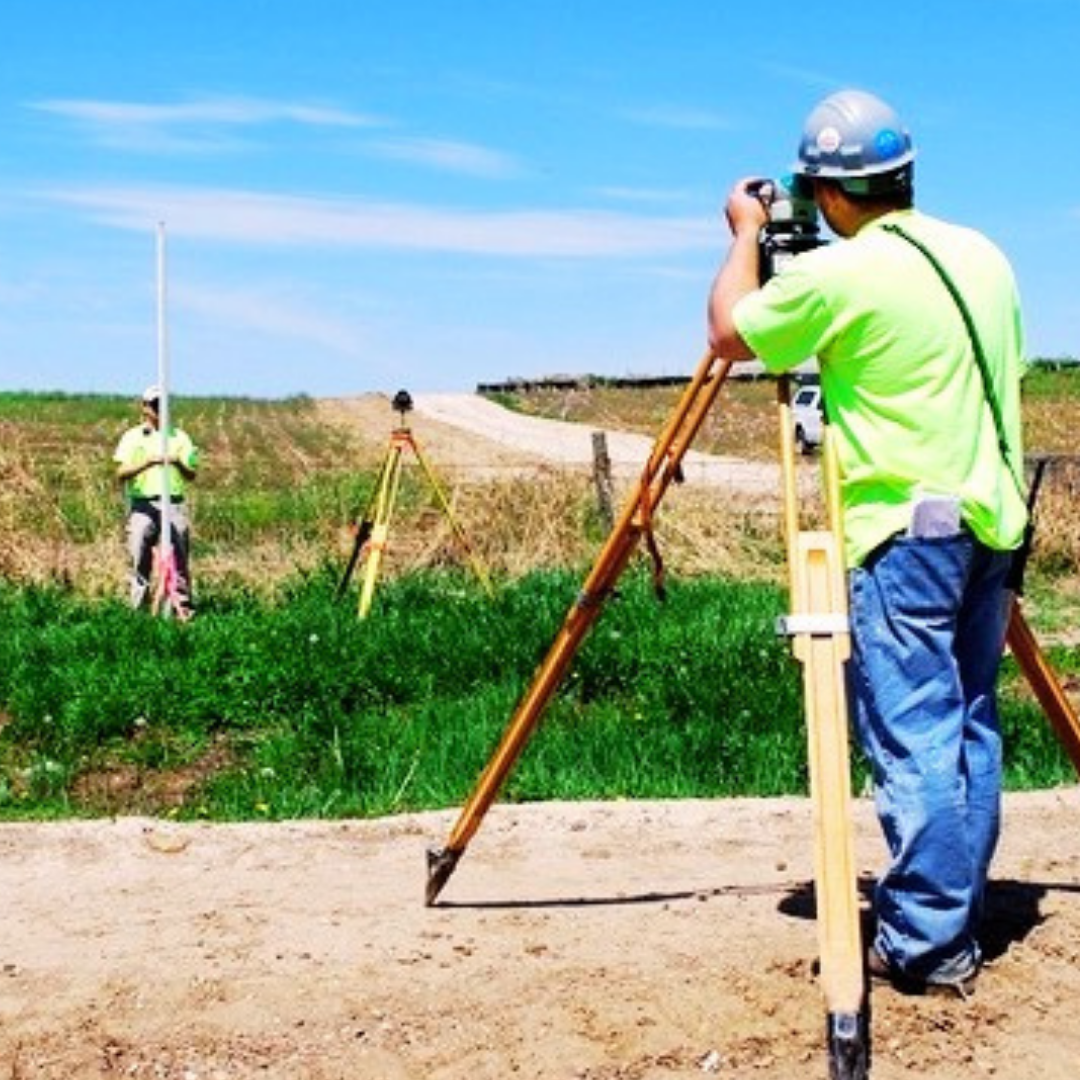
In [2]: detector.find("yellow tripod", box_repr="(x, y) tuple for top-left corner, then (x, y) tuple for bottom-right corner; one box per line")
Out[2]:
(337, 390), (494, 618)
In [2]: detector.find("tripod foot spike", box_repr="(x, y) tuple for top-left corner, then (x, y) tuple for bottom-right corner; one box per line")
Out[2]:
(826, 1010), (869, 1080)
(425, 846), (462, 906)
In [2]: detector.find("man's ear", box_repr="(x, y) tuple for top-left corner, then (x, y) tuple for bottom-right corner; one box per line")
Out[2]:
(814, 180), (839, 212)
(814, 180), (858, 237)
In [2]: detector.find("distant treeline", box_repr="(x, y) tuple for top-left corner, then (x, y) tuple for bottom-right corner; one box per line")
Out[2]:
(478, 356), (1078, 395)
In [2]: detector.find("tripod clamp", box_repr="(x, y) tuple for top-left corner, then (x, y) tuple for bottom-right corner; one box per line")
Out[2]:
(777, 613), (850, 637)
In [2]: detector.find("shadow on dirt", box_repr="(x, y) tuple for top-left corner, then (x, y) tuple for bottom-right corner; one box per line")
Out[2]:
(777, 875), (1080, 960)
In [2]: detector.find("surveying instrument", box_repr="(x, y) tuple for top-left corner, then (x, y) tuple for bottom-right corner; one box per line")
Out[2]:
(421, 179), (1080, 1080)
(336, 389), (493, 618)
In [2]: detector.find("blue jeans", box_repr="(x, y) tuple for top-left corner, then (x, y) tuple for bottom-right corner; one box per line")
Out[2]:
(848, 530), (1013, 981)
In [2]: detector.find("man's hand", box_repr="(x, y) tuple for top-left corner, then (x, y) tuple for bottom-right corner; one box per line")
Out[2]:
(724, 177), (770, 239)
(707, 177), (768, 360)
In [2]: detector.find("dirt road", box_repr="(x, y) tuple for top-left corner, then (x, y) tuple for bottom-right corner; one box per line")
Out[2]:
(3, 789), (1080, 1079)
(410, 392), (781, 493)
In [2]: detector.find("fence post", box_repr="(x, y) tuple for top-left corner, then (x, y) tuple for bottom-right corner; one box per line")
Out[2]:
(591, 431), (615, 532)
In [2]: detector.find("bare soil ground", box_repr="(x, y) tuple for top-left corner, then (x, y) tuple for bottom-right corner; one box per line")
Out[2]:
(3, 789), (1080, 1079)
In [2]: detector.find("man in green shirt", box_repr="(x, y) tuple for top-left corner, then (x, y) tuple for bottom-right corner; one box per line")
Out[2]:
(113, 385), (200, 614)
(708, 89), (1027, 997)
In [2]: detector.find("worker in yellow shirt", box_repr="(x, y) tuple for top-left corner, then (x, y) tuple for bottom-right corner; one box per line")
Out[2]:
(113, 385), (200, 614)
(708, 89), (1027, 997)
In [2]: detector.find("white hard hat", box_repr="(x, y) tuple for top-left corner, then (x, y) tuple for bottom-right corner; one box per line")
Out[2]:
(794, 89), (915, 195)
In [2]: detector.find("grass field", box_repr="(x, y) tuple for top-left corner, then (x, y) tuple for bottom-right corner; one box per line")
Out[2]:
(0, 571), (1075, 820)
(0, 375), (1077, 820)
(2, 369), (1078, 597)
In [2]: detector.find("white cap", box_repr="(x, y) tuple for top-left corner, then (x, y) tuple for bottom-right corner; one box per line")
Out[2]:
(142, 384), (162, 404)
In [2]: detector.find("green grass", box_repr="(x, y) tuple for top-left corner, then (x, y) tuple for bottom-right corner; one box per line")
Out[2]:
(0, 571), (1074, 822)
(1020, 365), (1080, 402)
(1, 386), (1077, 822)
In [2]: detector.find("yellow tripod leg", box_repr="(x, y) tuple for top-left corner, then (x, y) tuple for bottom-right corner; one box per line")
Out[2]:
(358, 437), (406, 619)
(778, 380), (867, 1078)
(338, 449), (394, 598)
(789, 526), (866, 1076)
(410, 436), (495, 599)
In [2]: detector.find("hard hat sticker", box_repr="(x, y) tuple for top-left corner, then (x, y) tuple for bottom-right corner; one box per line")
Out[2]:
(874, 129), (903, 159)
(816, 126), (842, 153)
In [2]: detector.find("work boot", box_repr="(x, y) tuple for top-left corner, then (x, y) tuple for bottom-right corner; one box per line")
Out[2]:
(867, 948), (979, 999)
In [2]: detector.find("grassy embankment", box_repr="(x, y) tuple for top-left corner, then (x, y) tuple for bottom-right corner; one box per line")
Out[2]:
(0, 375), (1076, 820)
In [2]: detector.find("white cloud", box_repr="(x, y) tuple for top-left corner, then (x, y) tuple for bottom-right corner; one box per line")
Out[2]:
(594, 185), (697, 205)
(30, 95), (386, 154)
(33, 95), (382, 128)
(621, 105), (737, 131)
(366, 136), (524, 179)
(757, 63), (841, 93)
(42, 184), (716, 258)
(176, 282), (364, 357)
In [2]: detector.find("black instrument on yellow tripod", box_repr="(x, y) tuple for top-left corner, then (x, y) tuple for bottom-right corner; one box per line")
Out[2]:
(337, 390), (493, 618)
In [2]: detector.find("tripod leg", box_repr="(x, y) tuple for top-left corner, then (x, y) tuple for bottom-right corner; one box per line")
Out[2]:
(338, 448), (396, 599)
(409, 437), (494, 598)
(425, 523), (641, 903)
(790, 530), (867, 1080)
(425, 350), (734, 904)
(1007, 600), (1080, 776)
(778, 381), (867, 1080)
(358, 441), (405, 619)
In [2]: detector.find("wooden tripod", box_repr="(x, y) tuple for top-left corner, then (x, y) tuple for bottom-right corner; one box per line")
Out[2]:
(1004, 456), (1080, 774)
(425, 349), (735, 901)
(775, 374), (866, 1078)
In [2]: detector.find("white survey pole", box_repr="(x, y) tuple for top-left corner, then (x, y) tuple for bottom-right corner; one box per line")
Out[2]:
(155, 221), (174, 616)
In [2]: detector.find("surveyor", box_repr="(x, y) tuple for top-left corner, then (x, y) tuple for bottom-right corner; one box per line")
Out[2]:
(113, 385), (200, 614)
(707, 88), (1028, 996)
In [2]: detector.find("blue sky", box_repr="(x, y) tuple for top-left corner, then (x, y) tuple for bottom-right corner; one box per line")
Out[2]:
(1, 1), (1077, 399)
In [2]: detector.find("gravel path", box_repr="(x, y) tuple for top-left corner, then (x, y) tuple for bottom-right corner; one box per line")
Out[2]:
(411, 392), (782, 494)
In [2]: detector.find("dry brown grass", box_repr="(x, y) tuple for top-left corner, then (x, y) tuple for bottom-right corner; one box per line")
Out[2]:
(300, 469), (788, 592)
(1, 383), (1077, 603)
(502, 379), (780, 460)
(0, 421), (122, 592)
(411, 472), (789, 583)
(502, 380), (1080, 581)
(1031, 457), (1080, 574)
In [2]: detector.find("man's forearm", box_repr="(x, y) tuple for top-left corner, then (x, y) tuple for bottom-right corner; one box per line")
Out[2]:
(707, 231), (760, 360)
